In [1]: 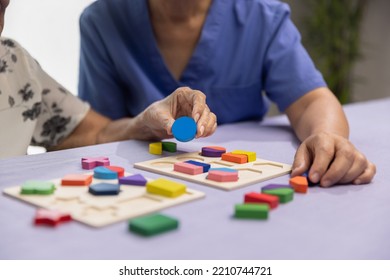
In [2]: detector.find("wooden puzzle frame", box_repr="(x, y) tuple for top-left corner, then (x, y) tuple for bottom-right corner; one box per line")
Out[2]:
(134, 152), (292, 191)
(3, 172), (205, 228)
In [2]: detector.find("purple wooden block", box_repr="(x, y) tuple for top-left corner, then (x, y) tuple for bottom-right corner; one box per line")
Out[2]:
(201, 147), (225, 157)
(261, 184), (293, 191)
(81, 157), (110, 170)
(119, 174), (147, 186)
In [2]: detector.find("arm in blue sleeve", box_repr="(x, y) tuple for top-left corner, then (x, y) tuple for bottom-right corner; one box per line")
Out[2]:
(262, 3), (327, 113)
(78, 9), (128, 120)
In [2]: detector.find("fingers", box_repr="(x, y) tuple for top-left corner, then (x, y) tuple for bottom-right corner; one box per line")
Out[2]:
(196, 111), (217, 137)
(353, 161), (376, 185)
(307, 135), (335, 184)
(302, 132), (375, 187)
(170, 87), (217, 138)
(291, 142), (312, 177)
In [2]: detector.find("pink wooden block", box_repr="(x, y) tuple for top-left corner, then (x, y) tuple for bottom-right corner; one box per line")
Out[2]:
(81, 157), (110, 170)
(207, 170), (239, 182)
(174, 162), (203, 175)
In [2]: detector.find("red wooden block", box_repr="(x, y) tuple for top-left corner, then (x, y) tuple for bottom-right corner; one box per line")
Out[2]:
(207, 170), (239, 182)
(174, 162), (203, 175)
(61, 174), (93, 186)
(34, 209), (72, 227)
(289, 176), (308, 193)
(105, 166), (125, 178)
(221, 153), (248, 164)
(244, 192), (279, 209)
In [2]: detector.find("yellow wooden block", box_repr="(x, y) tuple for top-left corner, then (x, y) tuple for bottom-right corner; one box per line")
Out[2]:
(231, 150), (257, 162)
(149, 142), (162, 155)
(146, 178), (186, 198)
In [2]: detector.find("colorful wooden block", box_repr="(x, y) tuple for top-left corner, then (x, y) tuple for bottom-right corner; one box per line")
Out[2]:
(201, 146), (226, 157)
(34, 209), (72, 227)
(105, 166), (125, 178)
(89, 183), (120, 196)
(119, 174), (147, 186)
(61, 174), (93, 186)
(207, 170), (239, 182)
(208, 167), (238, 173)
(81, 157), (110, 170)
(261, 184), (293, 191)
(289, 176), (309, 193)
(244, 192), (279, 209)
(149, 142), (162, 155)
(171, 116), (197, 142)
(162, 141), (177, 152)
(221, 153), (248, 164)
(174, 162), (203, 175)
(93, 166), (118, 180)
(234, 203), (269, 220)
(184, 160), (211, 172)
(262, 188), (294, 203)
(20, 181), (55, 195)
(129, 213), (179, 236)
(231, 150), (257, 162)
(146, 178), (186, 198)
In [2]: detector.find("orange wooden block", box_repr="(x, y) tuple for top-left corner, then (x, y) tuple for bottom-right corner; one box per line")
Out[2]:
(174, 162), (203, 175)
(207, 170), (239, 182)
(106, 166), (125, 178)
(221, 153), (247, 164)
(289, 176), (308, 193)
(61, 174), (93, 186)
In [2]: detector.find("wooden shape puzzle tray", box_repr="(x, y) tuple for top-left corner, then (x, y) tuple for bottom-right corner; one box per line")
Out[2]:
(134, 152), (292, 191)
(3, 172), (205, 228)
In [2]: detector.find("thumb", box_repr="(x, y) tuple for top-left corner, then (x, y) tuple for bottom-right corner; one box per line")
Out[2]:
(163, 116), (175, 135)
(291, 143), (311, 177)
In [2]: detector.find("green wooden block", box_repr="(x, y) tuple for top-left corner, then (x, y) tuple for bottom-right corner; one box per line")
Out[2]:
(262, 188), (293, 203)
(20, 181), (55, 195)
(129, 214), (179, 236)
(234, 203), (269, 220)
(162, 141), (177, 152)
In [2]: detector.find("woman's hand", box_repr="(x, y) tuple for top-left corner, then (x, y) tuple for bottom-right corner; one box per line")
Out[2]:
(136, 87), (217, 140)
(291, 132), (376, 187)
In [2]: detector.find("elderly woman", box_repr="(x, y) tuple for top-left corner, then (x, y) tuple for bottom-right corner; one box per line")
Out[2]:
(78, 0), (375, 187)
(0, 0), (216, 159)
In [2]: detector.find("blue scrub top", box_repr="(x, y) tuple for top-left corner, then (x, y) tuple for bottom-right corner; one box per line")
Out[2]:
(78, 0), (326, 124)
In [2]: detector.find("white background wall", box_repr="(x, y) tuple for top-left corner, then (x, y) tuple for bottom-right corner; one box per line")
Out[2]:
(3, 0), (390, 102)
(3, 0), (95, 95)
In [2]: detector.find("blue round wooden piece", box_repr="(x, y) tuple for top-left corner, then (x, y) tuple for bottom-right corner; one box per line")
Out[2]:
(171, 117), (197, 142)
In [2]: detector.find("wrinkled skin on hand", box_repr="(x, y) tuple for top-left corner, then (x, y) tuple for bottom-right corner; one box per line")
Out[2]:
(137, 87), (217, 140)
(291, 132), (376, 187)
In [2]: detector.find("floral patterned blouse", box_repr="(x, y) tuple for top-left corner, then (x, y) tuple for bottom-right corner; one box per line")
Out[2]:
(0, 38), (89, 158)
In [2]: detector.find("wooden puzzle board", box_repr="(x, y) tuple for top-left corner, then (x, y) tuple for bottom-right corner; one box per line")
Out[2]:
(3, 172), (205, 228)
(134, 152), (292, 191)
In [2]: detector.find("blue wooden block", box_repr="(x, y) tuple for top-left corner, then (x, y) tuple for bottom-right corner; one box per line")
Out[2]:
(93, 166), (118, 179)
(208, 167), (238, 173)
(171, 116), (197, 142)
(185, 160), (210, 173)
(89, 183), (120, 195)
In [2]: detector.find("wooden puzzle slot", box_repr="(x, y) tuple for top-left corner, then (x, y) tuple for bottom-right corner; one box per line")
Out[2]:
(210, 161), (234, 167)
(176, 156), (205, 161)
(253, 162), (284, 169)
(236, 168), (263, 174)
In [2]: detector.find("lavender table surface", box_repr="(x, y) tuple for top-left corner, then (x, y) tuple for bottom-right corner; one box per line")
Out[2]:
(1, 98), (389, 260)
